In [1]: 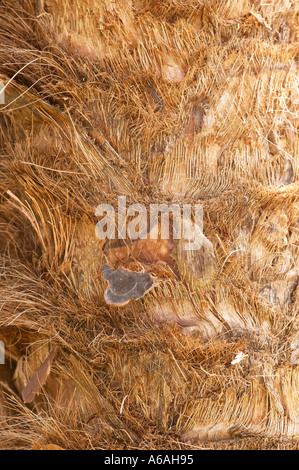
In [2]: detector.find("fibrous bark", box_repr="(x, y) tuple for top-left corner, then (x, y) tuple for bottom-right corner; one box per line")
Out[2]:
(0, 0), (298, 450)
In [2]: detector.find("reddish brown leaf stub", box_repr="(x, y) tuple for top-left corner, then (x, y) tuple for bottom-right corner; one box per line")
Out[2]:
(104, 227), (180, 280)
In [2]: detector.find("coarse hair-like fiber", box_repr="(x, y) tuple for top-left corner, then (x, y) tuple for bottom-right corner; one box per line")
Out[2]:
(0, 0), (298, 450)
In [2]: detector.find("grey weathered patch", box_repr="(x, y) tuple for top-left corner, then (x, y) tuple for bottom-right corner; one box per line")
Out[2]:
(102, 265), (154, 306)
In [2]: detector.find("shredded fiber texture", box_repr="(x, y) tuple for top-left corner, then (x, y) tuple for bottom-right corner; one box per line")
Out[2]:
(0, 0), (298, 450)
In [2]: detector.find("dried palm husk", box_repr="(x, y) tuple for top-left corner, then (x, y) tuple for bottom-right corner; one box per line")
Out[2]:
(0, 0), (298, 451)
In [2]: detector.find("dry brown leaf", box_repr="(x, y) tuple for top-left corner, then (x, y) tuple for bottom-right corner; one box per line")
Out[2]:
(21, 348), (57, 404)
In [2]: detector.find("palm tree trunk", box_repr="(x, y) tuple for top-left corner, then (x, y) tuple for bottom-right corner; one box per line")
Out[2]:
(0, 0), (298, 449)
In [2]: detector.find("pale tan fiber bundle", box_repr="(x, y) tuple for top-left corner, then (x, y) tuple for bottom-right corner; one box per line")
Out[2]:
(0, 0), (298, 449)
